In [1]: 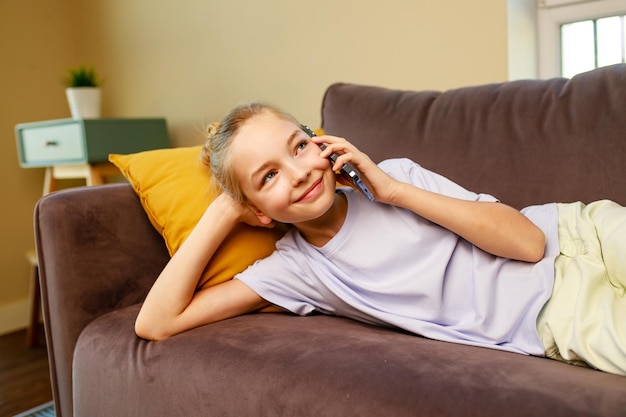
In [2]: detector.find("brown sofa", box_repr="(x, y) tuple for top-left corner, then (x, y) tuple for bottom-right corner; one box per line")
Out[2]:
(36, 64), (626, 417)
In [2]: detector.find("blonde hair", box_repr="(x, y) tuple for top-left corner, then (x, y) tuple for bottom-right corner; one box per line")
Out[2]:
(201, 102), (301, 203)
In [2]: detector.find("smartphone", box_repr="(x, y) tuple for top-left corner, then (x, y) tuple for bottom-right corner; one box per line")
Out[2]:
(301, 125), (375, 201)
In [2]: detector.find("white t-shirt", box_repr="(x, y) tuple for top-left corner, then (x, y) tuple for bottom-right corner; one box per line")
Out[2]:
(236, 158), (559, 355)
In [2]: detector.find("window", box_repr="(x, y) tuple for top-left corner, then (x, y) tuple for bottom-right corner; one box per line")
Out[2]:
(538, 0), (626, 78)
(561, 14), (626, 77)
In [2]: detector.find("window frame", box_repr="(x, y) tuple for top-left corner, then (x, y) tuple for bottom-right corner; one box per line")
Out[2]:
(537, 0), (626, 78)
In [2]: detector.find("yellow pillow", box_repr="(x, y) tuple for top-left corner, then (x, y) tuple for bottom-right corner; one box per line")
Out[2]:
(109, 146), (287, 288)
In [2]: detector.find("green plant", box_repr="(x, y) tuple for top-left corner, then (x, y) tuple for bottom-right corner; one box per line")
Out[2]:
(64, 65), (100, 87)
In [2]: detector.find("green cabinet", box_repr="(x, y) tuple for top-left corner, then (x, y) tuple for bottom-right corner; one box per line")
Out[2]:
(16, 118), (169, 167)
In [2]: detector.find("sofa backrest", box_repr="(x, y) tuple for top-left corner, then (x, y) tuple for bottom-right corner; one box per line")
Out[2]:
(320, 64), (626, 209)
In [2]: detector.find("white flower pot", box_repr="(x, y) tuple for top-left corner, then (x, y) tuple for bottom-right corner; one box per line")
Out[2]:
(65, 87), (102, 119)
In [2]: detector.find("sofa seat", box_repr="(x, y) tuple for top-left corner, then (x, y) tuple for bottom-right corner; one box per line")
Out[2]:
(72, 303), (626, 416)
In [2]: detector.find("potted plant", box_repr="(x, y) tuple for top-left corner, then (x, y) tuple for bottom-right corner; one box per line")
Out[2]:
(64, 65), (102, 119)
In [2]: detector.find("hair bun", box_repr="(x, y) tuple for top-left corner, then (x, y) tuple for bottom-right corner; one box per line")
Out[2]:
(206, 121), (221, 142)
(201, 121), (222, 168)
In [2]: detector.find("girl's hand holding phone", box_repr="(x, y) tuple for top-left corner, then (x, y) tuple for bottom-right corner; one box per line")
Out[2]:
(310, 135), (400, 204)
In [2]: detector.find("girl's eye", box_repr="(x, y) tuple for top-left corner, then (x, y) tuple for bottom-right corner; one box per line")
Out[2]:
(262, 171), (276, 185)
(296, 140), (308, 153)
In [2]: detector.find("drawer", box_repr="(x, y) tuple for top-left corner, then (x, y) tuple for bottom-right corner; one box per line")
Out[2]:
(20, 123), (85, 165)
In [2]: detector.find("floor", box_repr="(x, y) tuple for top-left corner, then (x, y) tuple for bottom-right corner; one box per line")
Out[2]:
(0, 326), (52, 416)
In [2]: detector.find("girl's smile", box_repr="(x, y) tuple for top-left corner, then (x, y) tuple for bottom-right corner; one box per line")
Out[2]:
(296, 178), (323, 203)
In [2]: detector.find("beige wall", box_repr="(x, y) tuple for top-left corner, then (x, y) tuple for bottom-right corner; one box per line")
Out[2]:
(79, 0), (508, 145)
(0, 0), (508, 334)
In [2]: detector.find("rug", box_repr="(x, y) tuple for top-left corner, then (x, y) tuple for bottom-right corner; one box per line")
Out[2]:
(12, 401), (55, 417)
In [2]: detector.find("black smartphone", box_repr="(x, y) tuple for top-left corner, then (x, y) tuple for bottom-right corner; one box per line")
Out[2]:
(301, 125), (375, 201)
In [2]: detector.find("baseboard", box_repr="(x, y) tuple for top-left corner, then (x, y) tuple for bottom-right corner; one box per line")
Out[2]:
(0, 298), (29, 336)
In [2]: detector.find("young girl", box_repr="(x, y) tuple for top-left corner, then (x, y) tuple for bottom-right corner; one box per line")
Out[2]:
(135, 102), (626, 376)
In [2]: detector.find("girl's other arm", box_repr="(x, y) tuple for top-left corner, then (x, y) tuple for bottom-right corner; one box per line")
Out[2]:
(389, 183), (546, 263)
(135, 194), (271, 341)
(314, 135), (545, 263)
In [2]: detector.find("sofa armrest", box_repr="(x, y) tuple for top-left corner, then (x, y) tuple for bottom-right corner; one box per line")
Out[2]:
(34, 183), (169, 417)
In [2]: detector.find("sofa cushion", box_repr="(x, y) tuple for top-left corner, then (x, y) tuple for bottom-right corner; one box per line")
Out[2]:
(109, 146), (286, 288)
(321, 64), (626, 210)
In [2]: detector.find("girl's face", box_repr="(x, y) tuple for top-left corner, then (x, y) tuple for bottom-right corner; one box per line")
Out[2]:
(230, 112), (337, 225)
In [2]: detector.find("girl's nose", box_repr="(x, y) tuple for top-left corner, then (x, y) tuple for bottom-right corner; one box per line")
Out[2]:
(289, 162), (310, 187)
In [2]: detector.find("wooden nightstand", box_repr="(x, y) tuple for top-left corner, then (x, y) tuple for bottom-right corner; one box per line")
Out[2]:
(15, 117), (169, 346)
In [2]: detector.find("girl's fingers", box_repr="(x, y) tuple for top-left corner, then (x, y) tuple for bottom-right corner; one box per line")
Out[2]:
(312, 136), (366, 168)
(312, 135), (352, 152)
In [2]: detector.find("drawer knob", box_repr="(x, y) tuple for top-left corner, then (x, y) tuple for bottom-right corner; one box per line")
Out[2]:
(44, 140), (59, 147)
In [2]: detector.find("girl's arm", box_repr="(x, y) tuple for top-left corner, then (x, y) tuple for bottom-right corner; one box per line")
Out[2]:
(135, 194), (272, 341)
(314, 136), (546, 263)
(387, 183), (546, 263)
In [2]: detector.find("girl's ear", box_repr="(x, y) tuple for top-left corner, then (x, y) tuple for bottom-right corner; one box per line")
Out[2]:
(249, 205), (274, 225)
